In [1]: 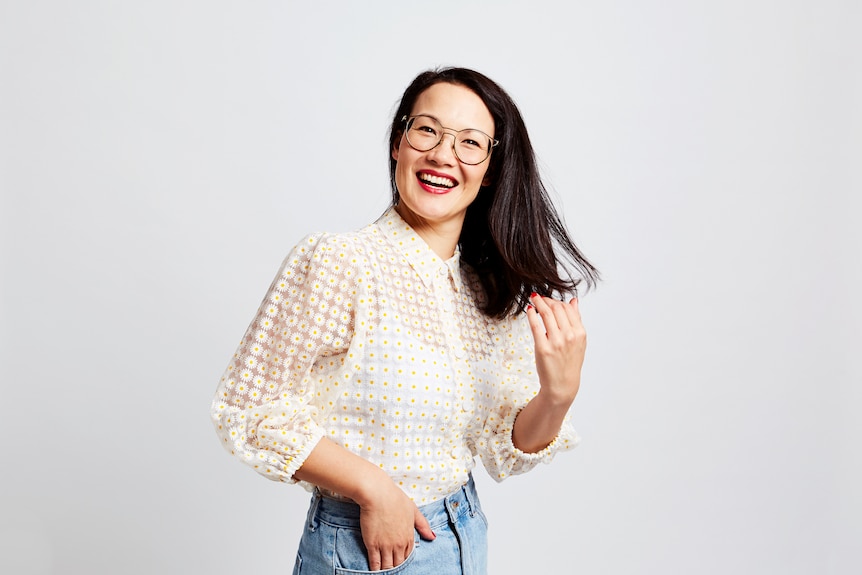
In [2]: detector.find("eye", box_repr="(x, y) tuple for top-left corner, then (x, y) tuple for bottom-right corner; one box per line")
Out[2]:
(461, 138), (482, 148)
(410, 117), (439, 137)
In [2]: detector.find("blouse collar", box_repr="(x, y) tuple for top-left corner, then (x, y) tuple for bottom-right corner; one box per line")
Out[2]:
(375, 208), (463, 292)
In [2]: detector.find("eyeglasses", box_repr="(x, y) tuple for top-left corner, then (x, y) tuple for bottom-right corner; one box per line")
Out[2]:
(402, 115), (498, 165)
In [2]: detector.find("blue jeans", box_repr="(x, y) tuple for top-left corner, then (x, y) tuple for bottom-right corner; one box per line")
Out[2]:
(293, 475), (488, 575)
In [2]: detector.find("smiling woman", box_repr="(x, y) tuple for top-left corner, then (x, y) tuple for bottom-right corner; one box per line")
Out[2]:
(391, 83), (495, 257)
(211, 67), (599, 575)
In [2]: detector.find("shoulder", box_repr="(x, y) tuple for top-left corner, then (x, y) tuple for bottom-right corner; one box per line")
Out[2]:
(277, 221), (387, 285)
(285, 222), (380, 261)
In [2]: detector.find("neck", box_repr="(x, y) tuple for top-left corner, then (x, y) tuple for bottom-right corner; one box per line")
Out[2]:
(394, 204), (461, 260)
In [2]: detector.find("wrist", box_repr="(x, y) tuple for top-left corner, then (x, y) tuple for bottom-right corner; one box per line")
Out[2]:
(535, 385), (578, 411)
(351, 466), (395, 508)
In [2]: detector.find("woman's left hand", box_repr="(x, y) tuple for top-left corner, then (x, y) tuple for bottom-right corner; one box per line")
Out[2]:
(526, 293), (586, 405)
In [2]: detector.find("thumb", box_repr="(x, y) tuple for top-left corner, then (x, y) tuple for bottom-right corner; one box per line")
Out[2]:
(414, 505), (435, 541)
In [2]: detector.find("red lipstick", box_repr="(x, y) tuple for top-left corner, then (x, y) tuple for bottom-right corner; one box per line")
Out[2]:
(416, 170), (458, 194)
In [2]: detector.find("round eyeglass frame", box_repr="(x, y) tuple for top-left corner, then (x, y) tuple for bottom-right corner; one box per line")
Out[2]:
(401, 115), (499, 165)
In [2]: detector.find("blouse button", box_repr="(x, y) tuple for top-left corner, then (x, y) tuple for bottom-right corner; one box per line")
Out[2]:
(461, 399), (471, 412)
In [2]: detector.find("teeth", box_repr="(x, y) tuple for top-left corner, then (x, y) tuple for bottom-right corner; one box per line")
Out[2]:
(419, 173), (455, 188)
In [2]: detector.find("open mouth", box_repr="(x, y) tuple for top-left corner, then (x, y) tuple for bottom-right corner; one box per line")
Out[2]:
(417, 172), (457, 190)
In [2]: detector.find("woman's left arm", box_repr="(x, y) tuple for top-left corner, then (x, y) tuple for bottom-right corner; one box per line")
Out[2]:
(512, 294), (586, 453)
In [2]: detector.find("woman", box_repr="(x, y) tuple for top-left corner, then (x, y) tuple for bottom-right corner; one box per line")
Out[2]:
(212, 67), (599, 574)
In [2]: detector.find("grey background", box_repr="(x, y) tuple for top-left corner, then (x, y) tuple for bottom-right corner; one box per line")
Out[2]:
(1, 1), (860, 574)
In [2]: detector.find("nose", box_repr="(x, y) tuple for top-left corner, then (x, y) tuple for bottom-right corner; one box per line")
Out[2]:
(426, 131), (458, 165)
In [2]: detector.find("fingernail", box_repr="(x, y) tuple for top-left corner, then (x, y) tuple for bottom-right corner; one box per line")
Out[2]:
(527, 304), (533, 311)
(530, 292), (538, 299)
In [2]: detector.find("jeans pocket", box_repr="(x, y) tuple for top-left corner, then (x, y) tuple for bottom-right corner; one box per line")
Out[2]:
(333, 527), (416, 575)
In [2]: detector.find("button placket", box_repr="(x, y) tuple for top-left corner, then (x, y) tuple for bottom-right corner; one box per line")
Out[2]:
(436, 271), (467, 362)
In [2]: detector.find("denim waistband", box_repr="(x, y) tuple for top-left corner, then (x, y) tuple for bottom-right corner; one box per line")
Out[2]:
(309, 474), (481, 531)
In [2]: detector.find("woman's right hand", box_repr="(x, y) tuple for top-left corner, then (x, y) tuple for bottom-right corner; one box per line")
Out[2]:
(293, 438), (435, 571)
(358, 480), (435, 570)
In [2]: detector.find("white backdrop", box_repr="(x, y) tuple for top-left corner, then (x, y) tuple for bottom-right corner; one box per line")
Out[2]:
(1, 1), (860, 574)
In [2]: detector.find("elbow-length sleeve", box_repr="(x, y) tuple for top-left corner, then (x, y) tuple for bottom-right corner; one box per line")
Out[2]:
(211, 233), (361, 483)
(476, 314), (581, 481)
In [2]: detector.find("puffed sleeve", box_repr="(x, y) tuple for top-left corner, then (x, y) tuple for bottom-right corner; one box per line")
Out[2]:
(477, 313), (580, 481)
(211, 233), (362, 483)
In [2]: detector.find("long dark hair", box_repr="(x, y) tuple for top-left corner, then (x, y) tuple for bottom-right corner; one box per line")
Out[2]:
(388, 67), (599, 318)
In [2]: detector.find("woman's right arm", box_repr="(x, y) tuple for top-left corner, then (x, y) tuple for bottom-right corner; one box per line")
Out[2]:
(212, 234), (431, 570)
(295, 438), (435, 571)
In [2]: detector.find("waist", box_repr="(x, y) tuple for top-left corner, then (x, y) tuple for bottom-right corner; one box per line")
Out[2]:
(312, 474), (481, 529)
(316, 456), (477, 504)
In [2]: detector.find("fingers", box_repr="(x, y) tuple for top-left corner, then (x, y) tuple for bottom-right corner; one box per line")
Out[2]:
(388, 547), (407, 571)
(528, 292), (560, 332)
(528, 293), (583, 342)
(358, 480), (428, 571)
(414, 506), (436, 541)
(368, 548), (382, 571)
(566, 296), (581, 327)
(526, 296), (548, 340)
(370, 507), (434, 570)
(369, 545), (411, 571)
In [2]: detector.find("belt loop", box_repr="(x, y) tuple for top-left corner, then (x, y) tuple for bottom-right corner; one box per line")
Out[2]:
(463, 474), (478, 518)
(307, 489), (322, 531)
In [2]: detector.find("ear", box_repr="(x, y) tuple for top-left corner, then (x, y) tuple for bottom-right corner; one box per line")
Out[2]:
(482, 173), (492, 187)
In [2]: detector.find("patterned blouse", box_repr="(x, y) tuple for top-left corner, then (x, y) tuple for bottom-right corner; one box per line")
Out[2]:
(211, 208), (579, 504)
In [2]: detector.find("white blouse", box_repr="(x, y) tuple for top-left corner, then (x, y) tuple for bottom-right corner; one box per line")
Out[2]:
(211, 208), (579, 504)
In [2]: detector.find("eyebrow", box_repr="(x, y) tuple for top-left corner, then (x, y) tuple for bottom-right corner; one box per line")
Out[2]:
(409, 113), (494, 137)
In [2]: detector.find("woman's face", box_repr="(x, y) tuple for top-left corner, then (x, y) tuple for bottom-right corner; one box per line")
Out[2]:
(392, 82), (495, 242)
